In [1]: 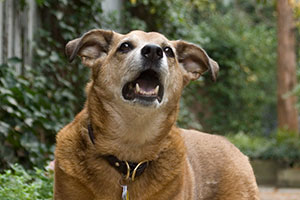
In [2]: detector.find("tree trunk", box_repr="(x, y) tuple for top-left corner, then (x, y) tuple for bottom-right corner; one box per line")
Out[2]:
(277, 0), (298, 133)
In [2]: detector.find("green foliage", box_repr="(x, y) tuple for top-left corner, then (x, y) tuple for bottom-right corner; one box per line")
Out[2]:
(0, 59), (76, 168)
(192, 11), (277, 134)
(0, 164), (53, 200)
(33, 0), (105, 115)
(227, 130), (300, 164)
(124, 0), (205, 39)
(227, 132), (272, 159)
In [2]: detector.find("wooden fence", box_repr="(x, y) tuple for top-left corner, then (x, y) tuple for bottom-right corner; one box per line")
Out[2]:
(0, 0), (37, 73)
(0, 0), (121, 74)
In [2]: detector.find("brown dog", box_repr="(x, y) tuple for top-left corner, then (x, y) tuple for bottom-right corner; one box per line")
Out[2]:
(54, 29), (259, 200)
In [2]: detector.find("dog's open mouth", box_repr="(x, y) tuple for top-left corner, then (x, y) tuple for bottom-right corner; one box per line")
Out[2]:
(122, 69), (164, 103)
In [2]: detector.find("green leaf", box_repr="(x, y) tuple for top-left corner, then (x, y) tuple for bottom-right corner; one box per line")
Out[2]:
(36, 49), (47, 57)
(6, 96), (18, 107)
(54, 11), (64, 20)
(25, 118), (34, 127)
(0, 121), (10, 137)
(0, 88), (13, 95)
(49, 52), (59, 62)
(7, 57), (22, 64)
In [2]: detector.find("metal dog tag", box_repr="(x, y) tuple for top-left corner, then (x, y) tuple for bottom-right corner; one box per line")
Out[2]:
(121, 185), (129, 200)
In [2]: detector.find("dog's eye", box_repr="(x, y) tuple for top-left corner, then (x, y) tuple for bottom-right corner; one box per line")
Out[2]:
(163, 47), (174, 57)
(118, 42), (133, 53)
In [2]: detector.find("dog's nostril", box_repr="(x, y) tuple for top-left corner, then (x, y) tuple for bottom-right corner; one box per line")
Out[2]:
(156, 48), (163, 58)
(141, 45), (163, 60)
(141, 46), (151, 58)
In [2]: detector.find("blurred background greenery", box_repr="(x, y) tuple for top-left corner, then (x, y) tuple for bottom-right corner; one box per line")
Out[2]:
(0, 0), (300, 196)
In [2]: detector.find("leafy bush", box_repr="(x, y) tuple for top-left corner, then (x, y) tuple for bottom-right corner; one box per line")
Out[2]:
(124, 0), (220, 40)
(227, 130), (300, 165)
(0, 164), (53, 200)
(227, 132), (273, 159)
(0, 59), (76, 168)
(190, 11), (277, 134)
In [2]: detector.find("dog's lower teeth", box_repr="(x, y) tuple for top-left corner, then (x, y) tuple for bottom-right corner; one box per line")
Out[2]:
(134, 83), (159, 97)
(138, 90), (156, 96)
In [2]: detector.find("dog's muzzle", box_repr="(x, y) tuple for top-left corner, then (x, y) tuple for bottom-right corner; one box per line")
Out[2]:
(121, 44), (166, 105)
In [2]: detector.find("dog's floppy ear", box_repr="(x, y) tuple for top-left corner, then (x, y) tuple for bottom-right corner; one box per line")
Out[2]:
(171, 40), (219, 82)
(65, 29), (114, 67)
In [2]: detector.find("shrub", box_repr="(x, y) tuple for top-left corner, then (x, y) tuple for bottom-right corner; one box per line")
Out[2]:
(0, 59), (75, 168)
(227, 130), (300, 165)
(0, 164), (53, 200)
(187, 11), (277, 134)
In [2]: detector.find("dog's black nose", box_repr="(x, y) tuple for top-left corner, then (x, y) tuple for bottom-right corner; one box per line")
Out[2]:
(141, 45), (163, 61)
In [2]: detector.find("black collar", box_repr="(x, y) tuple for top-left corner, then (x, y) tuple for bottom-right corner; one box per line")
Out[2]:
(88, 123), (150, 181)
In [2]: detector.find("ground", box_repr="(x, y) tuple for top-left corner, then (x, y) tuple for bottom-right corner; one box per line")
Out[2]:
(259, 186), (300, 200)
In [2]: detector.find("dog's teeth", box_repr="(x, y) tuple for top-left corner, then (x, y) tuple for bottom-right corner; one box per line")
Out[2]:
(136, 83), (140, 93)
(154, 85), (159, 95)
(135, 84), (159, 96)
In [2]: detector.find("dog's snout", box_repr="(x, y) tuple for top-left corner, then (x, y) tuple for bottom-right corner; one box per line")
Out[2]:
(141, 45), (163, 61)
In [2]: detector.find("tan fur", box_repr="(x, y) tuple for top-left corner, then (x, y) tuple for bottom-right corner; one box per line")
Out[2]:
(55, 29), (259, 200)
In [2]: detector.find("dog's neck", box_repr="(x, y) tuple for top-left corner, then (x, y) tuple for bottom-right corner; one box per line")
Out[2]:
(86, 88), (179, 161)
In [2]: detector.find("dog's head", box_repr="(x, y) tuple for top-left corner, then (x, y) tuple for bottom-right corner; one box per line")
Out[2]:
(66, 29), (218, 109)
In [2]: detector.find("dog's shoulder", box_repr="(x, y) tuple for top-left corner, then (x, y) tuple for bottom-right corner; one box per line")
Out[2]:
(55, 110), (89, 174)
(179, 129), (259, 199)
(180, 128), (246, 159)
(180, 128), (254, 177)
(180, 128), (252, 171)
(56, 110), (86, 145)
